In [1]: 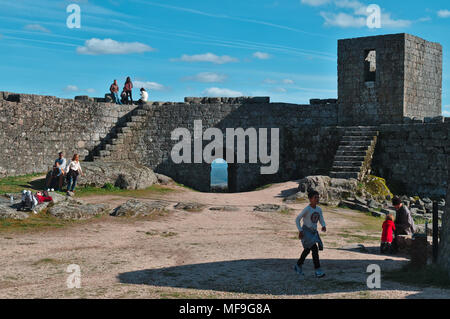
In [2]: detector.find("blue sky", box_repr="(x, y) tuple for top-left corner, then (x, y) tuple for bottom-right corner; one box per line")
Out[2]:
(0, 0), (449, 112)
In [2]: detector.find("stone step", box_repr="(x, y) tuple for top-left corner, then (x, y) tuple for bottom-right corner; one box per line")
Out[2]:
(331, 166), (361, 172)
(131, 115), (146, 122)
(333, 161), (364, 167)
(336, 150), (367, 157)
(344, 126), (379, 131)
(118, 126), (132, 134)
(337, 145), (369, 152)
(334, 155), (366, 162)
(344, 131), (378, 136)
(340, 140), (373, 147)
(99, 150), (110, 157)
(111, 138), (123, 145)
(133, 109), (148, 116)
(341, 135), (375, 141)
(330, 171), (359, 179)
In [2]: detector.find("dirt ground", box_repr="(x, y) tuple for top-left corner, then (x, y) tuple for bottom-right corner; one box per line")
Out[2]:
(0, 181), (449, 299)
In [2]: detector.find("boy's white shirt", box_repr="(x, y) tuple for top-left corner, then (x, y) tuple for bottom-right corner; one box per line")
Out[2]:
(295, 205), (326, 232)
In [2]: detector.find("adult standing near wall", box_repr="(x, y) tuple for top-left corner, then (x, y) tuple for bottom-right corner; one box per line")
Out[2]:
(66, 154), (84, 195)
(124, 77), (133, 105)
(110, 80), (122, 105)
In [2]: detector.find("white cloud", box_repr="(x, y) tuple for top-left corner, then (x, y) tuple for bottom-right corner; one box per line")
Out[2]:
(301, 0), (330, 6)
(320, 11), (366, 27)
(282, 79), (295, 84)
(86, 88), (96, 94)
(24, 24), (50, 33)
(263, 78), (277, 84)
(253, 52), (271, 60)
(183, 72), (227, 83)
(202, 87), (243, 97)
(134, 80), (166, 91)
(63, 85), (79, 92)
(77, 38), (155, 55)
(438, 10), (450, 18)
(172, 53), (239, 64)
(274, 87), (287, 93)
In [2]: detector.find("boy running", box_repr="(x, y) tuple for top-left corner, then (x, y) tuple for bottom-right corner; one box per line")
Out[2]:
(294, 190), (327, 278)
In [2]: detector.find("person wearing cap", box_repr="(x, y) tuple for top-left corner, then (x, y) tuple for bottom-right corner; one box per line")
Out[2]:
(391, 196), (416, 253)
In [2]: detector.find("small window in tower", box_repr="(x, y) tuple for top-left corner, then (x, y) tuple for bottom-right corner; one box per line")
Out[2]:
(364, 50), (376, 82)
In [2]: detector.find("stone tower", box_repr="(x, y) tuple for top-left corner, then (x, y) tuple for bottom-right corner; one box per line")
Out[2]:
(338, 33), (442, 125)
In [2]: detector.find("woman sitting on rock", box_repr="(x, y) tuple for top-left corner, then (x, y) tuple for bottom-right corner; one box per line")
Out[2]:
(66, 154), (84, 195)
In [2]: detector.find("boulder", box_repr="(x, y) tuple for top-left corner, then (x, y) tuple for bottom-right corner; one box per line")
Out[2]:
(295, 176), (357, 205)
(47, 199), (108, 220)
(78, 161), (158, 190)
(209, 206), (240, 212)
(155, 173), (174, 185)
(253, 204), (291, 212)
(174, 202), (205, 212)
(111, 199), (170, 217)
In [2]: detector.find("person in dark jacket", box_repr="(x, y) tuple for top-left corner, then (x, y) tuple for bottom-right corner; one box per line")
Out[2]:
(391, 196), (416, 253)
(124, 77), (133, 104)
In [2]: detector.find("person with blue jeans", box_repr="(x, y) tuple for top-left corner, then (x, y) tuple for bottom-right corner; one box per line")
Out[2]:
(110, 80), (122, 105)
(65, 154), (83, 194)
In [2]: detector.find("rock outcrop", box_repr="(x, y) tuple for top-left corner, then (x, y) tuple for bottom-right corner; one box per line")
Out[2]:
(47, 199), (109, 220)
(110, 199), (170, 217)
(78, 161), (158, 190)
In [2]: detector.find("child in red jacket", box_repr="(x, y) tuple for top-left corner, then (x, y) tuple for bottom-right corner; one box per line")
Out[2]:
(381, 213), (395, 254)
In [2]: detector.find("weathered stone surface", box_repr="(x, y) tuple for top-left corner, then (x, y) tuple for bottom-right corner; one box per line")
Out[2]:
(295, 176), (357, 205)
(209, 206), (240, 212)
(47, 199), (108, 220)
(155, 173), (173, 185)
(174, 202), (205, 212)
(79, 161), (158, 190)
(111, 199), (170, 217)
(253, 204), (290, 212)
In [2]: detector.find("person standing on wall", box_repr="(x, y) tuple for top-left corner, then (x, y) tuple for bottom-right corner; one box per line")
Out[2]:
(66, 154), (84, 195)
(124, 77), (133, 104)
(109, 80), (122, 105)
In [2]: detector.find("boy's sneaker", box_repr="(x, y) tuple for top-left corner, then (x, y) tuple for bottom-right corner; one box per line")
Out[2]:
(315, 268), (325, 278)
(294, 264), (305, 278)
(51, 188), (54, 192)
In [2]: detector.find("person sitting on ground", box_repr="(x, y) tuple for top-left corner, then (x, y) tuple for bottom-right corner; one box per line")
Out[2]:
(35, 191), (53, 204)
(65, 154), (84, 195)
(294, 190), (327, 279)
(46, 152), (66, 191)
(48, 162), (63, 191)
(120, 88), (128, 105)
(138, 87), (148, 104)
(391, 196), (416, 253)
(18, 190), (38, 212)
(380, 213), (395, 254)
(110, 80), (122, 105)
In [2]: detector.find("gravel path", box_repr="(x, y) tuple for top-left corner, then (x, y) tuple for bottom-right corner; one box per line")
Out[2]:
(0, 181), (449, 299)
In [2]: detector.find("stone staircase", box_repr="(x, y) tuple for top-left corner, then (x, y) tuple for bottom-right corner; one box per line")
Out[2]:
(86, 104), (151, 162)
(330, 126), (379, 180)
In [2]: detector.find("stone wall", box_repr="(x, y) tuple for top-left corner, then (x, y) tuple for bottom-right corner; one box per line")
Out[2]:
(338, 33), (442, 126)
(372, 120), (450, 198)
(404, 34), (442, 119)
(439, 159), (450, 275)
(0, 92), (135, 177)
(114, 99), (341, 192)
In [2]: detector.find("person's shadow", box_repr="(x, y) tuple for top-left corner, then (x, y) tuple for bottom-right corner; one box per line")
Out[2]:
(118, 257), (416, 296)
